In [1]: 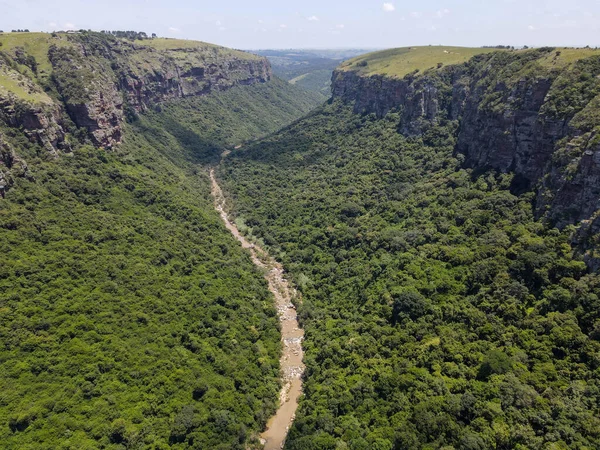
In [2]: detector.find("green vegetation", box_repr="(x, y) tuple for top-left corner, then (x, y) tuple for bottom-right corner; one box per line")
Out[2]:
(0, 68), (52, 104)
(0, 70), (318, 448)
(289, 70), (334, 99)
(143, 38), (258, 60)
(257, 49), (370, 100)
(129, 78), (322, 166)
(340, 45), (600, 81)
(340, 46), (504, 78)
(0, 32), (73, 78)
(4, 30), (600, 449)
(220, 101), (600, 449)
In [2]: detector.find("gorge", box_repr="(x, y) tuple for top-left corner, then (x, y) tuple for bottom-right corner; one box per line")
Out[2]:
(1, 32), (600, 449)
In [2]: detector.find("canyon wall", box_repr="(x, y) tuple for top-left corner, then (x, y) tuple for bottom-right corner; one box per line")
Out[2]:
(332, 49), (600, 234)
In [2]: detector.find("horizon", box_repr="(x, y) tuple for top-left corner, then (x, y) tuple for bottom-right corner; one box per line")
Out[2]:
(2, 0), (599, 49)
(2, 30), (599, 53)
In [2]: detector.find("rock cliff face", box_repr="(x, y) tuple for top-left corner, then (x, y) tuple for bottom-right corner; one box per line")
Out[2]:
(0, 32), (272, 192)
(0, 134), (29, 193)
(0, 32), (272, 154)
(332, 49), (600, 233)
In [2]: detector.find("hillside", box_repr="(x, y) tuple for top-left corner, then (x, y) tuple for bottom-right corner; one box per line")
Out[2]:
(0, 31), (320, 449)
(339, 46), (504, 78)
(219, 47), (600, 449)
(333, 47), (600, 251)
(255, 49), (370, 100)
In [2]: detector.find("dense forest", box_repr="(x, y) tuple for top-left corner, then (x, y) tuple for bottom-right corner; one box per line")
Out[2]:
(0, 79), (317, 448)
(3, 28), (600, 450)
(219, 100), (600, 449)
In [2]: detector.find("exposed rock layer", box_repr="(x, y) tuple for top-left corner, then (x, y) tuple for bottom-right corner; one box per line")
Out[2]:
(332, 49), (600, 232)
(0, 32), (272, 191)
(0, 33), (272, 152)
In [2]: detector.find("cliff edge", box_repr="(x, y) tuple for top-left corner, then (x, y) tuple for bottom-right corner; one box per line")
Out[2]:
(332, 47), (600, 261)
(0, 31), (271, 191)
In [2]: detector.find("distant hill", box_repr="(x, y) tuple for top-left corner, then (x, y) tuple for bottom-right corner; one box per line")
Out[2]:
(254, 49), (374, 100)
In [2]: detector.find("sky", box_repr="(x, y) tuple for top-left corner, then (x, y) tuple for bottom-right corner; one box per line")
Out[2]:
(2, 0), (600, 49)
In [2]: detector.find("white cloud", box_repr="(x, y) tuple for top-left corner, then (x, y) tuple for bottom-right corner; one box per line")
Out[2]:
(436, 9), (451, 18)
(307, 15), (319, 21)
(383, 3), (395, 12)
(528, 24), (536, 30)
(218, 27), (226, 31)
(410, 12), (422, 18)
(48, 22), (57, 28)
(168, 26), (180, 33)
(336, 24), (345, 29)
(64, 22), (76, 30)
(258, 19), (264, 24)
(280, 24), (287, 28)
(215, 20), (222, 26)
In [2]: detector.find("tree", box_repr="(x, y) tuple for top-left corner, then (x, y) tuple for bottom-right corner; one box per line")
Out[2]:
(477, 350), (512, 380)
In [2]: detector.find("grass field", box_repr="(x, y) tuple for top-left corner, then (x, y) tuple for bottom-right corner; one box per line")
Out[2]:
(537, 47), (600, 68)
(339, 46), (504, 78)
(142, 38), (259, 60)
(0, 69), (53, 104)
(340, 45), (600, 79)
(0, 32), (72, 75)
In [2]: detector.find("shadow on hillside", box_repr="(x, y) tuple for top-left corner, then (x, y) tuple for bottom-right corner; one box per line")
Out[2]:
(130, 116), (223, 168)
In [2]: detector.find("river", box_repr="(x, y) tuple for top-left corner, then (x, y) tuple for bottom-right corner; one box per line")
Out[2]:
(210, 167), (305, 450)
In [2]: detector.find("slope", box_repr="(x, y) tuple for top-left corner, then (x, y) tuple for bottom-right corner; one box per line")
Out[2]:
(0, 32), (321, 449)
(218, 50), (600, 449)
(256, 49), (371, 100)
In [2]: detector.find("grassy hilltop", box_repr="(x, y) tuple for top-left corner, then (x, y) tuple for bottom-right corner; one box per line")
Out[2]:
(339, 45), (600, 78)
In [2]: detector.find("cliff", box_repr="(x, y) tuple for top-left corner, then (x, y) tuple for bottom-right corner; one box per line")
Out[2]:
(0, 31), (271, 189)
(332, 47), (600, 237)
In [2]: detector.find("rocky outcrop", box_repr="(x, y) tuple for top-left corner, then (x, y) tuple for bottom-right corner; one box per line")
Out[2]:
(332, 49), (600, 229)
(0, 56), (68, 154)
(118, 54), (271, 112)
(0, 33), (272, 153)
(331, 69), (449, 135)
(0, 32), (273, 195)
(46, 36), (271, 149)
(0, 134), (29, 194)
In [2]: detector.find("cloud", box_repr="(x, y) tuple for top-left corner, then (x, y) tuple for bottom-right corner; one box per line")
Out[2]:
(435, 9), (450, 18)
(48, 22), (57, 28)
(307, 15), (319, 21)
(336, 24), (345, 29)
(280, 24), (287, 28)
(410, 11), (422, 18)
(528, 24), (536, 30)
(215, 20), (222, 26)
(383, 3), (395, 12)
(258, 19), (264, 24)
(168, 26), (180, 33)
(64, 22), (76, 30)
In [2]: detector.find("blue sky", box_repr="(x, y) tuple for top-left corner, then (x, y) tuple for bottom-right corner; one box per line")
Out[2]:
(2, 0), (600, 49)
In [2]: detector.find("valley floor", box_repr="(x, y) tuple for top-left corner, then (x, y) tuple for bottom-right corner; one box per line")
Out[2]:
(210, 166), (305, 449)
